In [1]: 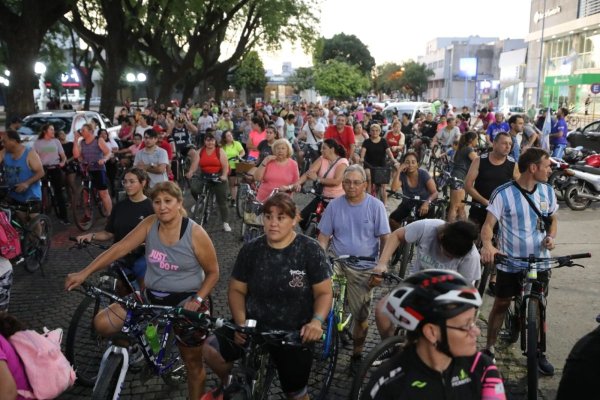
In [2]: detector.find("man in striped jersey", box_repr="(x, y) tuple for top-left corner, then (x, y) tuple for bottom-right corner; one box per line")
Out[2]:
(480, 147), (557, 375)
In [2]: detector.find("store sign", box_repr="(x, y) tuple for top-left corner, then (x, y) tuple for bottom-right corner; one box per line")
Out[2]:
(534, 6), (561, 23)
(591, 83), (600, 94)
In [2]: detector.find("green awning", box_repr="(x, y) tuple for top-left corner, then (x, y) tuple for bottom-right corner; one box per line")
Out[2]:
(544, 73), (600, 86)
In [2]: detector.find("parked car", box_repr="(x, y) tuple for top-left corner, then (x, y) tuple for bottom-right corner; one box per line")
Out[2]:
(18, 110), (121, 146)
(568, 120), (600, 153)
(505, 105), (525, 118)
(89, 97), (102, 107)
(381, 101), (433, 132)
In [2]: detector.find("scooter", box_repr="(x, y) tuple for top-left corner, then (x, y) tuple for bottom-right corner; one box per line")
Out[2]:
(563, 161), (600, 211)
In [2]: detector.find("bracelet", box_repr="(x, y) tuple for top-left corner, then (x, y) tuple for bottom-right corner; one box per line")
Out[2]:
(193, 295), (203, 305)
(312, 314), (325, 325)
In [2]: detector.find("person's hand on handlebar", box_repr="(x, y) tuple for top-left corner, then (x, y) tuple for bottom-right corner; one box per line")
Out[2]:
(64, 271), (89, 291)
(300, 319), (323, 343)
(419, 201), (430, 216)
(481, 243), (500, 265)
(220, 173), (228, 182)
(76, 233), (94, 243)
(369, 264), (387, 288)
(543, 236), (555, 250)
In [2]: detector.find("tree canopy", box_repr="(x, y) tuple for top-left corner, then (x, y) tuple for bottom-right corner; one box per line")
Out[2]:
(314, 60), (370, 100)
(288, 67), (314, 93)
(232, 51), (267, 94)
(314, 33), (375, 75)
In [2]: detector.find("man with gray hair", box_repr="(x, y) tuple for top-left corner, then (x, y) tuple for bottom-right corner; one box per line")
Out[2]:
(317, 164), (390, 375)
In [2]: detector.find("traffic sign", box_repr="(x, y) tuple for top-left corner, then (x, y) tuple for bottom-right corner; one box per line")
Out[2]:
(591, 83), (600, 94)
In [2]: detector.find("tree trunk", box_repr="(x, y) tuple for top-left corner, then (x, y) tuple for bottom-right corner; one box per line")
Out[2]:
(156, 73), (180, 105)
(4, 35), (41, 127)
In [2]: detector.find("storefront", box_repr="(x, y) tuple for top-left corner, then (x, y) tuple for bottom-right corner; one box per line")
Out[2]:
(543, 72), (600, 110)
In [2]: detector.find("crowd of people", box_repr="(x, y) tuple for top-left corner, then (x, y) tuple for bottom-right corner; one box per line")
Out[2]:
(0, 96), (591, 399)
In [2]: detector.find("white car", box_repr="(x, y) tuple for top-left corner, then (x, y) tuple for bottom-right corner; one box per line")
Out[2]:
(381, 102), (434, 132)
(18, 110), (121, 146)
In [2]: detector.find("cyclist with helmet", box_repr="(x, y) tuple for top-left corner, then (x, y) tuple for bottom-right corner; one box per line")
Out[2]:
(364, 270), (506, 400)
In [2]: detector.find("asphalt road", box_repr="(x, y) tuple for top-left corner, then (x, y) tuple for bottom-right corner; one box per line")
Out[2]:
(5, 191), (599, 399)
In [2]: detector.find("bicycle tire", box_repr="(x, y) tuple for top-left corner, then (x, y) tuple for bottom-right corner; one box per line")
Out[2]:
(305, 221), (318, 239)
(91, 352), (125, 400)
(22, 214), (52, 273)
(503, 296), (521, 344)
(398, 242), (414, 279)
(255, 353), (277, 400)
(349, 335), (405, 400)
(161, 327), (187, 387)
(66, 296), (108, 387)
(236, 183), (251, 219)
(477, 262), (492, 297)
(73, 187), (95, 231)
(309, 316), (339, 400)
(389, 243), (404, 274)
(40, 184), (51, 215)
(526, 298), (540, 400)
(192, 195), (206, 225)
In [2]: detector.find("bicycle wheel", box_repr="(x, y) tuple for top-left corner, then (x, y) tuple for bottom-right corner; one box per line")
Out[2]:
(192, 195), (207, 225)
(477, 262), (492, 297)
(73, 187), (95, 231)
(255, 353), (277, 400)
(305, 221), (318, 239)
(91, 352), (125, 400)
(66, 296), (109, 387)
(236, 184), (249, 219)
(309, 315), (339, 400)
(526, 298), (540, 400)
(389, 243), (404, 274)
(22, 214), (52, 273)
(161, 328), (187, 387)
(349, 335), (405, 400)
(97, 191), (110, 218)
(398, 242), (414, 279)
(40, 184), (51, 215)
(502, 296), (521, 344)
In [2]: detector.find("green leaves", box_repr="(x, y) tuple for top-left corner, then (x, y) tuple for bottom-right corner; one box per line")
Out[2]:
(314, 60), (369, 100)
(232, 51), (266, 92)
(315, 33), (375, 75)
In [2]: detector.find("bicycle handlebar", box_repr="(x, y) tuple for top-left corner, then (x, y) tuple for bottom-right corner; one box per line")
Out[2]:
(331, 255), (376, 263)
(301, 187), (334, 200)
(494, 253), (591, 268)
(387, 190), (447, 205)
(371, 271), (403, 284)
(461, 200), (486, 209)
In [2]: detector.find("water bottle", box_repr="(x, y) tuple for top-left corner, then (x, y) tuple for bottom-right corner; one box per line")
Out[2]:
(145, 323), (160, 354)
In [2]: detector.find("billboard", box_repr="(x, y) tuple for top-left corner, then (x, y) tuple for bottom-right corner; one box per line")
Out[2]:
(458, 58), (477, 78)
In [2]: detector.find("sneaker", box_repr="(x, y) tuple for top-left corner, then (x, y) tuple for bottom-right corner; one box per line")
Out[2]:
(348, 354), (362, 376)
(538, 353), (555, 376)
(223, 223), (232, 232)
(482, 347), (496, 364)
(487, 281), (497, 297)
(372, 347), (395, 366)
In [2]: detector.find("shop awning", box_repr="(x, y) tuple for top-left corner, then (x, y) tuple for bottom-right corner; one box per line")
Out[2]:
(544, 73), (600, 86)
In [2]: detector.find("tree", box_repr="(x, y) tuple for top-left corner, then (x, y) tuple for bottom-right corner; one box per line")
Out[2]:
(314, 33), (375, 75)
(288, 67), (314, 93)
(232, 51), (266, 102)
(373, 62), (404, 94)
(0, 0), (74, 125)
(314, 60), (369, 100)
(398, 60), (433, 99)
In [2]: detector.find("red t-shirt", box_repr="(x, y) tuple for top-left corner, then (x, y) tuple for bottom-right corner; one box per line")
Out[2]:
(199, 147), (222, 174)
(385, 132), (404, 157)
(324, 125), (355, 156)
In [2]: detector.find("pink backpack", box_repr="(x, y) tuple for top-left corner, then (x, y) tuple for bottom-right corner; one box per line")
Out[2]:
(0, 210), (21, 260)
(9, 328), (76, 399)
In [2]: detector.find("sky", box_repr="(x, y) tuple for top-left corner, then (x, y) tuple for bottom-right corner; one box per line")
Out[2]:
(262, 0), (532, 73)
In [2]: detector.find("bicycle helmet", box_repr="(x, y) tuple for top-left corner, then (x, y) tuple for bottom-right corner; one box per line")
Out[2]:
(384, 269), (481, 332)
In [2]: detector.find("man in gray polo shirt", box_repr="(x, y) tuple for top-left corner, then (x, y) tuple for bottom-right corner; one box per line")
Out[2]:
(134, 129), (169, 187)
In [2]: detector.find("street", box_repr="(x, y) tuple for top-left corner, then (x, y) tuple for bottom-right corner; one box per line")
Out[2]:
(5, 192), (599, 399)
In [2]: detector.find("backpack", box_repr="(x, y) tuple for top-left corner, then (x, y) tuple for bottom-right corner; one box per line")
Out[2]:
(0, 210), (21, 260)
(9, 328), (76, 399)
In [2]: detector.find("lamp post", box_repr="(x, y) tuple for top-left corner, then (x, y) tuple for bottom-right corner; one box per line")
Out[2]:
(34, 61), (47, 111)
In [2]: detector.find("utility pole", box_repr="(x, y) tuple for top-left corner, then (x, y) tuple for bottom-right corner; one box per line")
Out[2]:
(535, 0), (548, 108)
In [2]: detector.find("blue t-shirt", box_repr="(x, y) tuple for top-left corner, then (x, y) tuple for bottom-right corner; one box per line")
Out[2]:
(318, 194), (390, 268)
(550, 117), (568, 145)
(486, 122), (510, 141)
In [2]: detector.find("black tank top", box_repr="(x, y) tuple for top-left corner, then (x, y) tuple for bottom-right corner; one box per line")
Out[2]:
(474, 153), (515, 202)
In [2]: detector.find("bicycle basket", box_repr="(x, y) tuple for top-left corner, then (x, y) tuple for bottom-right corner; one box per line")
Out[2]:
(243, 200), (263, 225)
(235, 161), (255, 174)
(371, 167), (391, 185)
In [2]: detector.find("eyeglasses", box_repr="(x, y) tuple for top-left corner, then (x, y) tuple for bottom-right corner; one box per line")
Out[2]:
(446, 320), (479, 334)
(342, 179), (365, 186)
(121, 179), (139, 186)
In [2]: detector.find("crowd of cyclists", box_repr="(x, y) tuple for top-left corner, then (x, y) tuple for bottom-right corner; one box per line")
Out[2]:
(0, 95), (593, 399)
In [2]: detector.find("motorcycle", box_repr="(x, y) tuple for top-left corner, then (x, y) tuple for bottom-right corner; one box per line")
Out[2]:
(548, 157), (572, 201)
(563, 160), (600, 211)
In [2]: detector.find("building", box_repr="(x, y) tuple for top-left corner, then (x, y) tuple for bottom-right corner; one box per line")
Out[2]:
(526, 0), (600, 111)
(419, 36), (525, 110)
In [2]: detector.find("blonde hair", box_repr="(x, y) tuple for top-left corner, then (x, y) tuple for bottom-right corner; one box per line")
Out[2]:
(149, 181), (187, 217)
(272, 138), (293, 158)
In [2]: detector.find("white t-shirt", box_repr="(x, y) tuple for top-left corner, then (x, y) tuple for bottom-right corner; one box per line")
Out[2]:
(274, 116), (285, 137)
(135, 125), (151, 137)
(197, 115), (215, 133)
(302, 122), (325, 147)
(435, 127), (460, 147)
(405, 219), (481, 283)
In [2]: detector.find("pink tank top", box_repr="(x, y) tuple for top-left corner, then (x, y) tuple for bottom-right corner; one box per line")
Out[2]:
(319, 157), (348, 199)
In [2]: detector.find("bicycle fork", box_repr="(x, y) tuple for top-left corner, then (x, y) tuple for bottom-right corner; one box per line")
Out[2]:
(95, 345), (130, 400)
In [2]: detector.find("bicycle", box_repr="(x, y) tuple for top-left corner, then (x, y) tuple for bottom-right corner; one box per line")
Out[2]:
(236, 171), (257, 219)
(173, 147), (193, 194)
(386, 191), (448, 277)
(301, 187), (333, 239)
(462, 199), (496, 296)
(65, 238), (141, 387)
(190, 173), (222, 226)
(364, 161), (392, 202)
(40, 165), (61, 217)
(202, 317), (327, 400)
(0, 198), (52, 274)
(74, 282), (207, 400)
(494, 252), (591, 400)
(72, 163), (110, 232)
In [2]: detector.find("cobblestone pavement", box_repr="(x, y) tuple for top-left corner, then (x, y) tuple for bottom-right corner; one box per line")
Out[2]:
(6, 193), (557, 399)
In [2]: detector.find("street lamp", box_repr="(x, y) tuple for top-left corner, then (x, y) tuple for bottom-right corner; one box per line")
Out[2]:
(125, 72), (146, 100)
(34, 62), (47, 111)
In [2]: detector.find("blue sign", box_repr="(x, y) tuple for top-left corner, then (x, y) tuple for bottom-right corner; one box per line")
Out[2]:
(591, 83), (600, 94)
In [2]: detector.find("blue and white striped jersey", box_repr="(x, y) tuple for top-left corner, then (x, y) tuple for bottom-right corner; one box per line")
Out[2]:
(487, 181), (558, 272)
